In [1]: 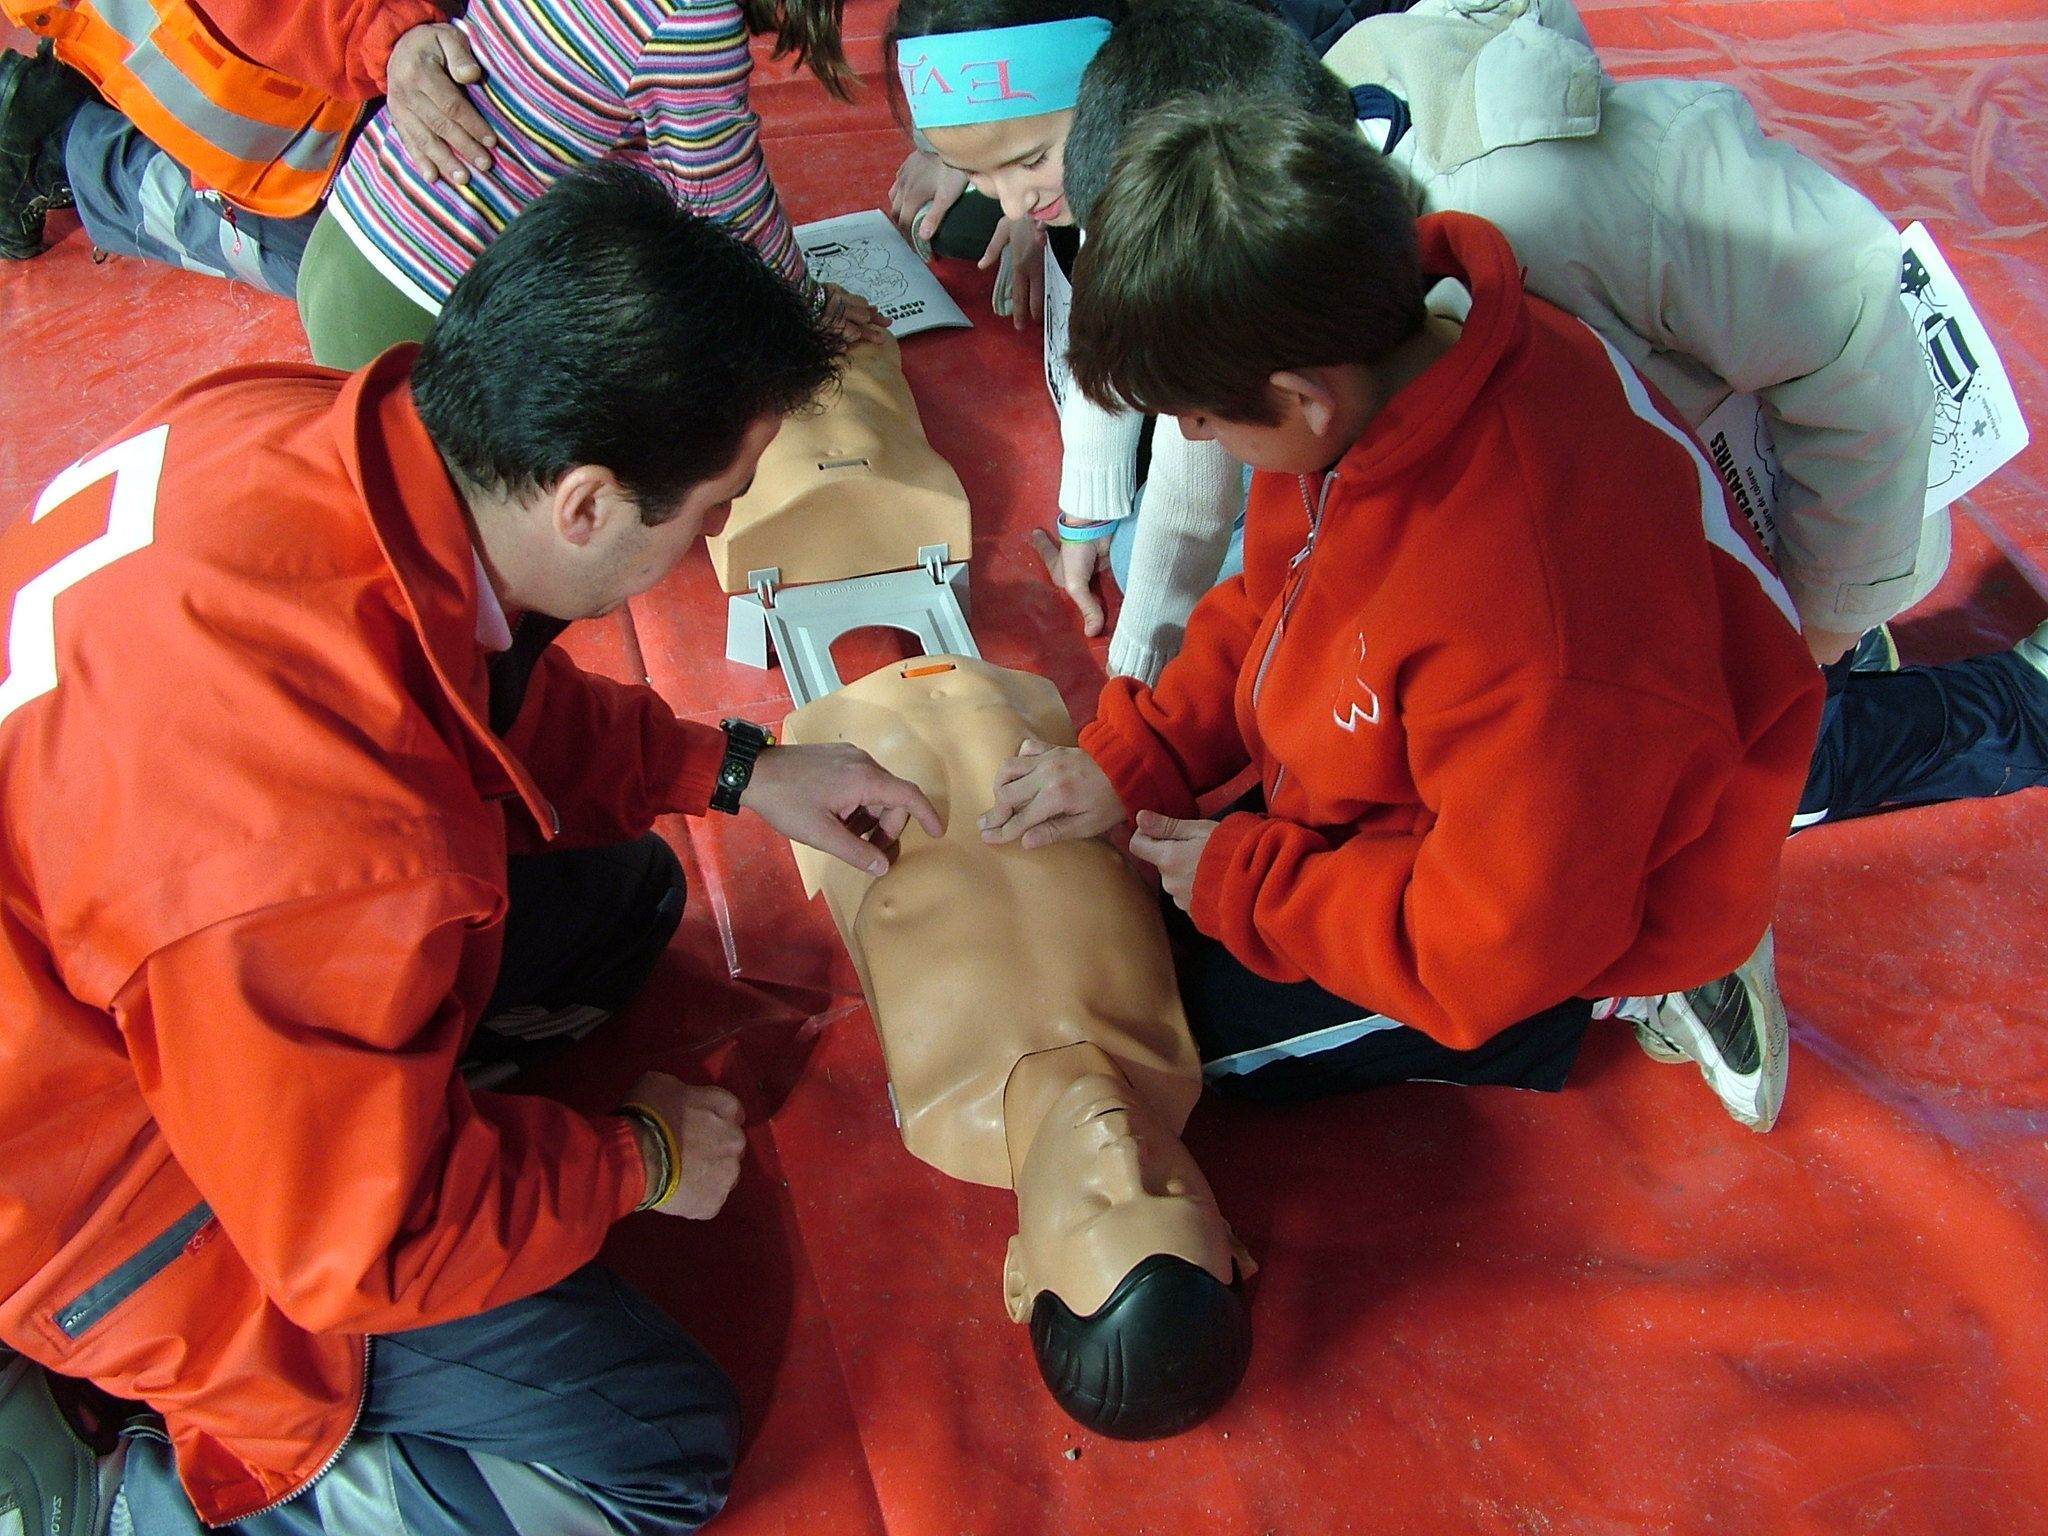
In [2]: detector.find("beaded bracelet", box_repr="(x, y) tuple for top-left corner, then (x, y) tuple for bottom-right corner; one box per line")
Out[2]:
(615, 1103), (681, 1212)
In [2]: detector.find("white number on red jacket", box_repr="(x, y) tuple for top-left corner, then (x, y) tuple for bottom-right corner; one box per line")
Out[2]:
(0, 425), (168, 726)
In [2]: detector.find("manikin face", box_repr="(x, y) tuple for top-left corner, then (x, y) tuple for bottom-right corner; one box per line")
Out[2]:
(924, 110), (1077, 227)
(1004, 1071), (1237, 1320)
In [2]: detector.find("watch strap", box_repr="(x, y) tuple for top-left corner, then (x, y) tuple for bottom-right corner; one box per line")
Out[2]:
(711, 718), (774, 814)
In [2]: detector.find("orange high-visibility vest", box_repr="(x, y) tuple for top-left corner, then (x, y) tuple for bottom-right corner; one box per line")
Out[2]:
(6, 0), (362, 217)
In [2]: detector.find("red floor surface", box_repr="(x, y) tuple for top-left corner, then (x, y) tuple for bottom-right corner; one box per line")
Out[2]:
(5, 2), (2047, 1532)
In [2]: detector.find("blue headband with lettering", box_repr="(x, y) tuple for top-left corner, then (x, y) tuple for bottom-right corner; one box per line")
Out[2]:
(897, 18), (1113, 130)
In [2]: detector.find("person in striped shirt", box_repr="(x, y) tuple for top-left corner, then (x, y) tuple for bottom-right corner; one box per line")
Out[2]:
(299, 0), (885, 366)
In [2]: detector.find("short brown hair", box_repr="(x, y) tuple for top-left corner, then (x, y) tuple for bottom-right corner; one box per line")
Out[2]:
(1068, 94), (1426, 424)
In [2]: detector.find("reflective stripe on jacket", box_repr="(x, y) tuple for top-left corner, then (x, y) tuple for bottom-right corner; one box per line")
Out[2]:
(7, 0), (363, 215)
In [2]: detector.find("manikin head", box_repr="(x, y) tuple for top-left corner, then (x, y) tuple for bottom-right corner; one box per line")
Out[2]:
(1003, 1045), (1250, 1439)
(411, 163), (843, 620)
(888, 0), (1125, 226)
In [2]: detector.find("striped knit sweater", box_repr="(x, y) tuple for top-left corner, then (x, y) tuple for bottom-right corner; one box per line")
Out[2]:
(329, 0), (808, 312)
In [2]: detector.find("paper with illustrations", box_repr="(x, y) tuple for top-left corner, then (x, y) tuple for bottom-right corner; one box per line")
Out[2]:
(1698, 222), (2030, 552)
(1043, 239), (1073, 413)
(797, 210), (971, 338)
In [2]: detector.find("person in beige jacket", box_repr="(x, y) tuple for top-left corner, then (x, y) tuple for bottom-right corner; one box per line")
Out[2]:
(1062, 0), (1938, 673)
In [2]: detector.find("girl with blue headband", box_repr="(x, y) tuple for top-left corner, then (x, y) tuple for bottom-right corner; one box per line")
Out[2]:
(887, 0), (1227, 682)
(887, 0), (1311, 683)
(884, 0), (1126, 345)
(885, 0), (1391, 673)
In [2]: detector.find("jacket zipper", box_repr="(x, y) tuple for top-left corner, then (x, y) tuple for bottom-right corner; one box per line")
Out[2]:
(233, 1336), (373, 1524)
(1249, 471), (1336, 803)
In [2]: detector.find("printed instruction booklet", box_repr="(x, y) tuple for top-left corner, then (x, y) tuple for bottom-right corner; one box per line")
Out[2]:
(1699, 222), (2030, 555)
(795, 210), (972, 338)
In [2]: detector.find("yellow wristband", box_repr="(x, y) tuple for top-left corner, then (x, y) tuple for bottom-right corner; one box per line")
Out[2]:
(616, 1103), (681, 1211)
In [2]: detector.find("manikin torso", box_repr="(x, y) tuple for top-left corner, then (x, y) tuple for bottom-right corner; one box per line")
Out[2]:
(782, 658), (1201, 1190)
(703, 334), (974, 594)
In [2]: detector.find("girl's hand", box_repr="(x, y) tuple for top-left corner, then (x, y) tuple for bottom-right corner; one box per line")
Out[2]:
(983, 216), (1045, 328)
(889, 149), (970, 251)
(1029, 527), (1113, 637)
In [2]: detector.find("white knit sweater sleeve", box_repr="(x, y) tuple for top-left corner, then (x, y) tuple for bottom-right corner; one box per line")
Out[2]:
(1107, 419), (1244, 685)
(1057, 385), (1144, 525)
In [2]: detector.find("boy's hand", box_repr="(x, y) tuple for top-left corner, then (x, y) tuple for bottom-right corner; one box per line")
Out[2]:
(980, 740), (1125, 849)
(744, 742), (943, 875)
(1129, 810), (1218, 912)
(1029, 528), (1112, 637)
(386, 22), (494, 185)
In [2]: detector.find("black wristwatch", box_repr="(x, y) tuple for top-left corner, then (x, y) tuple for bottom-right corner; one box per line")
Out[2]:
(711, 718), (775, 814)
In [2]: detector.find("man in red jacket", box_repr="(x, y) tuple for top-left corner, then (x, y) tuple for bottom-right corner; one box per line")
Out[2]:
(0, 163), (938, 1535)
(983, 99), (1822, 1129)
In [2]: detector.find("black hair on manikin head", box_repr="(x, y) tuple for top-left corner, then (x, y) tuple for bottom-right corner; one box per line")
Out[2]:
(1028, 1253), (1251, 1439)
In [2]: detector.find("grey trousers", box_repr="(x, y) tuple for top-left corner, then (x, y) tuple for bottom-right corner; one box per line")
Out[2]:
(63, 101), (315, 297)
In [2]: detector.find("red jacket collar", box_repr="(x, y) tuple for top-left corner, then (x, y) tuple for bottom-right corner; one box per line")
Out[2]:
(334, 345), (558, 833)
(1337, 211), (1529, 487)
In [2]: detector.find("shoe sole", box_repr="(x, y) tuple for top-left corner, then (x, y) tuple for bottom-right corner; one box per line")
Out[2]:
(1633, 1020), (1688, 1063)
(1649, 929), (1789, 1132)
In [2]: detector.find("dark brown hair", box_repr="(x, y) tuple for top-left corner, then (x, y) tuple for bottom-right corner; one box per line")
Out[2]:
(741, 0), (857, 101)
(1068, 93), (1425, 423)
(1063, 0), (1357, 226)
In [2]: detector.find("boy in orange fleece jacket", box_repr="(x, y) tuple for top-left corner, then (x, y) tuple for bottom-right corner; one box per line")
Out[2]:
(980, 96), (1824, 1131)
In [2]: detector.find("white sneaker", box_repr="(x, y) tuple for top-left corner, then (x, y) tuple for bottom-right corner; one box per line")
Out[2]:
(2013, 618), (2048, 682)
(1634, 928), (1789, 1132)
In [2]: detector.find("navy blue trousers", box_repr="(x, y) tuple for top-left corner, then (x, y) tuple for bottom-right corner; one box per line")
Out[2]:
(118, 1265), (739, 1535)
(1800, 647), (2048, 824)
(1160, 876), (1592, 1103)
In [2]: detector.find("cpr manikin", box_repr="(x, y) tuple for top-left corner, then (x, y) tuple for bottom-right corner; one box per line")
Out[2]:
(705, 333), (972, 594)
(780, 657), (1251, 1438)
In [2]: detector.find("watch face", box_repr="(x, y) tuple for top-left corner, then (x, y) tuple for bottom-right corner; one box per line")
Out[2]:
(720, 764), (746, 786)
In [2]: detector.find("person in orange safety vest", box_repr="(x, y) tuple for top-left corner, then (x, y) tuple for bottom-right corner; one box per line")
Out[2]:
(0, 0), (495, 289)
